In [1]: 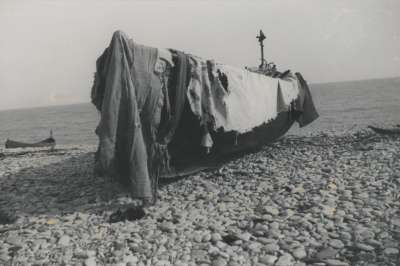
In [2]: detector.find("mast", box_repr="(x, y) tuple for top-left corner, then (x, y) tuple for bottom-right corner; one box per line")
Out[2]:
(256, 30), (266, 69)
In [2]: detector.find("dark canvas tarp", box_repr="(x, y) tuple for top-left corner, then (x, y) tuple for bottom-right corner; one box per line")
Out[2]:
(92, 31), (169, 200)
(91, 30), (319, 201)
(93, 31), (157, 199)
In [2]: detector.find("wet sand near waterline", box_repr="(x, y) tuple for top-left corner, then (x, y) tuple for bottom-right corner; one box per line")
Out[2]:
(0, 131), (399, 266)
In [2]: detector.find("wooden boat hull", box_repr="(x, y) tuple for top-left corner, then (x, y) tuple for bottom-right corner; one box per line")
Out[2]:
(162, 109), (299, 178)
(5, 138), (56, 149)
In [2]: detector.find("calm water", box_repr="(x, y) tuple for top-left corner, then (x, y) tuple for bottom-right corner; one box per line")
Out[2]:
(289, 77), (400, 135)
(0, 77), (399, 145)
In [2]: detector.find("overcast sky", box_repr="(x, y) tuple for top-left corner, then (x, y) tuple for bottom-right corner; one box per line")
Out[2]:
(0, 0), (399, 110)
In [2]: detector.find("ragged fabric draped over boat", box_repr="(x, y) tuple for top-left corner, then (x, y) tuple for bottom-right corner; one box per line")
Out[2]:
(186, 59), (312, 134)
(91, 30), (318, 201)
(91, 31), (189, 201)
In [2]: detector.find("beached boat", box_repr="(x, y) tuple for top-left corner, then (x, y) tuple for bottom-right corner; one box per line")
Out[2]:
(91, 30), (319, 200)
(368, 125), (400, 135)
(5, 131), (56, 149)
(5, 138), (56, 149)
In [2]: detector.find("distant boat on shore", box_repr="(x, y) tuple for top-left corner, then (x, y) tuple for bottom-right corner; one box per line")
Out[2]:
(4, 130), (56, 149)
(368, 125), (400, 135)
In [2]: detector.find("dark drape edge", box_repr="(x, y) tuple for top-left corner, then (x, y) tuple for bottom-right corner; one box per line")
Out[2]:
(157, 51), (190, 144)
(294, 72), (319, 127)
(149, 51), (191, 198)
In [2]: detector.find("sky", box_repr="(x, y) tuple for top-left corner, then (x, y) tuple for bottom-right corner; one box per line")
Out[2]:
(0, 0), (399, 111)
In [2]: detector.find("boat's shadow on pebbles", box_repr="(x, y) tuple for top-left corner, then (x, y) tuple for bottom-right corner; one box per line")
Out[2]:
(0, 146), (250, 224)
(0, 149), (130, 222)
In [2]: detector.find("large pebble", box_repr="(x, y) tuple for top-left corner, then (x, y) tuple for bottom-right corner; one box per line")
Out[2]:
(325, 259), (349, 266)
(259, 255), (277, 265)
(212, 257), (228, 266)
(159, 222), (175, 233)
(292, 246), (306, 259)
(58, 235), (71, 246)
(339, 232), (352, 240)
(0, 253), (10, 262)
(315, 247), (338, 260)
(202, 233), (212, 242)
(275, 253), (294, 266)
(247, 242), (262, 253)
(264, 243), (280, 253)
(237, 232), (252, 242)
(257, 237), (276, 245)
(193, 233), (203, 243)
(322, 167), (332, 173)
(191, 249), (208, 261)
(383, 248), (399, 255)
(208, 246), (220, 256)
(329, 239), (344, 249)
(254, 223), (269, 232)
(85, 257), (96, 266)
(264, 206), (279, 216)
(74, 249), (88, 259)
(228, 261), (240, 266)
(392, 218), (400, 227)
(212, 233), (222, 242)
(355, 243), (374, 251)
(5, 235), (23, 247)
(124, 254), (139, 263)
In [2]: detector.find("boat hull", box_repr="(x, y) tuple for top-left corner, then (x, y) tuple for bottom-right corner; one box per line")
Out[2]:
(5, 138), (56, 149)
(368, 126), (400, 135)
(162, 110), (299, 178)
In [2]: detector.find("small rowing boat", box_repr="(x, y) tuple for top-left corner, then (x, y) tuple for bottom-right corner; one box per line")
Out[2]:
(4, 130), (56, 149)
(368, 125), (400, 135)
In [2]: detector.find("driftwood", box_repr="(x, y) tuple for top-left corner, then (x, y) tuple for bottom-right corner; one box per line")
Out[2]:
(368, 125), (400, 135)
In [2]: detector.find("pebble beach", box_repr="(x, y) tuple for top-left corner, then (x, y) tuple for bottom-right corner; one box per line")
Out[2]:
(0, 130), (399, 266)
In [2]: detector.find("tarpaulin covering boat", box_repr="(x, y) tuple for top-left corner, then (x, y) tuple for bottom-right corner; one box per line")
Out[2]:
(91, 30), (319, 201)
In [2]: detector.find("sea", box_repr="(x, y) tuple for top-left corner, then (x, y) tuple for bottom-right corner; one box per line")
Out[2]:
(0, 77), (399, 146)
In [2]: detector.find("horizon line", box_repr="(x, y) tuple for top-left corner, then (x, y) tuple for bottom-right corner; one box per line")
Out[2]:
(1, 75), (399, 112)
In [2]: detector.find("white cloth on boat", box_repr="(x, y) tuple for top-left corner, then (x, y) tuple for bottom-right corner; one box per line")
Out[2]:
(214, 64), (278, 133)
(278, 76), (299, 107)
(213, 64), (299, 133)
(186, 58), (300, 134)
